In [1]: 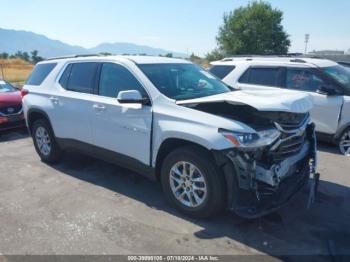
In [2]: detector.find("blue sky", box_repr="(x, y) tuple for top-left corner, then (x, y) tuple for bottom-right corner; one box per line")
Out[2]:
(1, 0), (349, 56)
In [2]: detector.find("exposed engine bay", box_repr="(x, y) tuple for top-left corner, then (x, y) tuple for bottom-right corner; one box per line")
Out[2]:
(191, 102), (308, 130)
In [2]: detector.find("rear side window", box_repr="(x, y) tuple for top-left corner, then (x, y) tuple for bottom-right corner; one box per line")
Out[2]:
(59, 62), (99, 94)
(209, 65), (236, 79)
(239, 67), (282, 87)
(26, 63), (57, 86)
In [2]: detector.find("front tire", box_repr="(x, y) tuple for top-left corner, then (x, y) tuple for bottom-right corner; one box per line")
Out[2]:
(161, 146), (226, 218)
(339, 127), (350, 156)
(31, 119), (62, 163)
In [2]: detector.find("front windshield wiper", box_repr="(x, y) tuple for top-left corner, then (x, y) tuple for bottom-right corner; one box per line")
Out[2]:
(175, 91), (232, 101)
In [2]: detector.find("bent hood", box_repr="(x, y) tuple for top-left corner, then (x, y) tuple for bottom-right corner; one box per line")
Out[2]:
(176, 89), (313, 113)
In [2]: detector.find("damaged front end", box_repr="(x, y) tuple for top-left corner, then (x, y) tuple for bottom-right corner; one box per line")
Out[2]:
(213, 113), (317, 218)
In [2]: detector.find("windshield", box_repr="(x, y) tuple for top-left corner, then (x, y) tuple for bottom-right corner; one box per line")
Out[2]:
(138, 63), (232, 100)
(0, 81), (16, 93)
(322, 65), (350, 91)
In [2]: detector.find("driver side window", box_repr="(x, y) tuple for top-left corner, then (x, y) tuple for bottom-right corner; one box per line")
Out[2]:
(98, 63), (148, 98)
(286, 68), (326, 92)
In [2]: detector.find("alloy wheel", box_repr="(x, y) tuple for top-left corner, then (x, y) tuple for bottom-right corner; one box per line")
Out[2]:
(169, 161), (207, 208)
(35, 126), (52, 156)
(339, 130), (350, 156)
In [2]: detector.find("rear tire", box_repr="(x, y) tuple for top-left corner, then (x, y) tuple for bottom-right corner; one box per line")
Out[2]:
(31, 119), (62, 163)
(161, 146), (226, 218)
(338, 127), (350, 156)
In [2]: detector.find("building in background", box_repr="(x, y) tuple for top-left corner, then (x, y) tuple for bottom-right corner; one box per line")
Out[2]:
(308, 49), (350, 62)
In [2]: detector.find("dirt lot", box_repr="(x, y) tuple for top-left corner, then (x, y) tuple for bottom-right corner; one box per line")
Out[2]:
(0, 129), (349, 260)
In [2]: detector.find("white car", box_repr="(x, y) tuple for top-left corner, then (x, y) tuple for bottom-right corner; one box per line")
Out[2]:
(22, 55), (316, 218)
(209, 56), (350, 155)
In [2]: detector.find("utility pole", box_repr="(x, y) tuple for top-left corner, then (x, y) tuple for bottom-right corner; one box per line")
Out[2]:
(304, 34), (310, 54)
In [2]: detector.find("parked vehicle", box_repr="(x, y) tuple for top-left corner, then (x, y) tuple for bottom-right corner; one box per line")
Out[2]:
(0, 80), (25, 131)
(338, 61), (350, 68)
(22, 55), (316, 218)
(210, 57), (350, 156)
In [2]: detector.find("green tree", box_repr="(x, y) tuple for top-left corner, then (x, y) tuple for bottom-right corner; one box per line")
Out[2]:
(12, 51), (30, 62)
(214, 1), (290, 57)
(205, 48), (225, 62)
(14, 51), (24, 59)
(0, 52), (9, 59)
(22, 52), (30, 62)
(30, 50), (44, 64)
(164, 53), (173, 58)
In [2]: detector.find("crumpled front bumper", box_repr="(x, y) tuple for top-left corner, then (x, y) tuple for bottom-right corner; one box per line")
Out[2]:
(213, 123), (317, 219)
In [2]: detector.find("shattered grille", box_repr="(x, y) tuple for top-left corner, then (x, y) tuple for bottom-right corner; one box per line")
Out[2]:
(271, 131), (307, 162)
(276, 113), (309, 130)
(268, 114), (309, 163)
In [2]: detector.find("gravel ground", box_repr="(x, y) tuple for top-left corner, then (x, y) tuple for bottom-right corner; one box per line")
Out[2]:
(0, 129), (349, 261)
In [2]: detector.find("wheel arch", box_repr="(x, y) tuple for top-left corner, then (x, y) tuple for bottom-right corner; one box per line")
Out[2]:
(335, 122), (350, 140)
(154, 138), (217, 181)
(27, 108), (54, 136)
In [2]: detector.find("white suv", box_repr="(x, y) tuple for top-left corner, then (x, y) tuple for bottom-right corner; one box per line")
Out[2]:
(22, 55), (317, 218)
(210, 57), (350, 155)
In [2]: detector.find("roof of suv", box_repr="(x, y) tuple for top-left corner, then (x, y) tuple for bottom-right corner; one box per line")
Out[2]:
(211, 56), (338, 68)
(42, 55), (190, 65)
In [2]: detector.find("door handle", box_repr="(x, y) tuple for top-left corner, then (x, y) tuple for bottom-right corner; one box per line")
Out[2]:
(49, 96), (59, 104)
(93, 104), (106, 112)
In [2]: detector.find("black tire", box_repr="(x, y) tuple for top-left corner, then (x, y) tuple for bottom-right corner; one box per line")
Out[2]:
(161, 146), (226, 218)
(31, 119), (62, 163)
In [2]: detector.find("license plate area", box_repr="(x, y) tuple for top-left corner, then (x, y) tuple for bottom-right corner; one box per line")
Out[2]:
(8, 115), (22, 122)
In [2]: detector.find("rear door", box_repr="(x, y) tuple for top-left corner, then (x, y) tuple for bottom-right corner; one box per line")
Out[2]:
(91, 62), (152, 165)
(236, 66), (285, 90)
(284, 67), (343, 134)
(52, 62), (99, 144)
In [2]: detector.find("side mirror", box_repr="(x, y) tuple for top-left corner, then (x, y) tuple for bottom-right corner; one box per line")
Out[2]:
(316, 85), (338, 96)
(117, 90), (147, 104)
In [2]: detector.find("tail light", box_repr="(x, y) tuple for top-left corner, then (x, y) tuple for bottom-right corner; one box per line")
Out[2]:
(21, 89), (29, 98)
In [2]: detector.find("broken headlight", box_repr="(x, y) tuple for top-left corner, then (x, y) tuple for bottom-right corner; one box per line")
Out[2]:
(219, 128), (281, 148)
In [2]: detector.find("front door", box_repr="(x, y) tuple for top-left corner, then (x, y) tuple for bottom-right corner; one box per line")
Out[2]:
(91, 62), (152, 165)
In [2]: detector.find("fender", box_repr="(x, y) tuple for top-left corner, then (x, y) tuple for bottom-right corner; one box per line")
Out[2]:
(335, 121), (350, 140)
(26, 108), (53, 135)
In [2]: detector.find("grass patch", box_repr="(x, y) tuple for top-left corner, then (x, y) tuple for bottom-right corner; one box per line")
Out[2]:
(0, 59), (34, 86)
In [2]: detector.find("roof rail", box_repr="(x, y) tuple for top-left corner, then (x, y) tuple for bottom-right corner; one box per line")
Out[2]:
(221, 53), (305, 61)
(45, 54), (103, 61)
(290, 58), (306, 63)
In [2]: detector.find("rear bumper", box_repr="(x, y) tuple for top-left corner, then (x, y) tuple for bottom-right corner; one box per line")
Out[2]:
(213, 123), (317, 218)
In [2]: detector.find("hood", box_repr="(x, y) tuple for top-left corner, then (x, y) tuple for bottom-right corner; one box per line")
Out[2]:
(176, 89), (313, 113)
(0, 91), (22, 107)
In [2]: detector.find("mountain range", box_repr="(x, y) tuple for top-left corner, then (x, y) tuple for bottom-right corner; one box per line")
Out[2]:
(0, 27), (187, 58)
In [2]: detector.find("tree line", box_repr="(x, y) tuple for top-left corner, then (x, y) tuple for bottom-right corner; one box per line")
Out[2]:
(0, 50), (44, 64)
